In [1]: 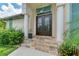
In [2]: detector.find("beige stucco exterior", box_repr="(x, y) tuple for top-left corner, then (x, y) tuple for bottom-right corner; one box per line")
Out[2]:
(5, 3), (70, 42)
(12, 18), (24, 31)
(6, 20), (9, 29)
(5, 14), (24, 31)
(25, 3), (57, 38)
(24, 3), (70, 41)
(6, 18), (24, 32)
(4, 3), (71, 54)
(5, 3), (70, 41)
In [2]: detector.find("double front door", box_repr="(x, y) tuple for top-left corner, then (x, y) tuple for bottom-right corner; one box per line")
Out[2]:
(36, 14), (52, 36)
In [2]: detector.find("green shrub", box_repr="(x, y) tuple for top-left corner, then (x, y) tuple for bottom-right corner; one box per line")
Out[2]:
(0, 31), (10, 45)
(58, 39), (79, 56)
(9, 30), (24, 45)
(58, 23), (79, 56)
(0, 29), (24, 45)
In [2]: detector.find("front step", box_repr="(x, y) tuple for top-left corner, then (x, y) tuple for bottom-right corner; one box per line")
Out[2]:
(21, 36), (58, 55)
(31, 36), (58, 55)
(21, 39), (32, 47)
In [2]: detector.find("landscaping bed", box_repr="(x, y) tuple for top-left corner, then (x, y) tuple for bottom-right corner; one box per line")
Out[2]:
(0, 29), (24, 56)
(58, 28), (79, 56)
(0, 45), (18, 56)
(0, 20), (24, 56)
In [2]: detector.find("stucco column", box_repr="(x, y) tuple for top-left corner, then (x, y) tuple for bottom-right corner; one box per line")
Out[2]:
(22, 3), (29, 40)
(24, 14), (29, 39)
(56, 4), (64, 44)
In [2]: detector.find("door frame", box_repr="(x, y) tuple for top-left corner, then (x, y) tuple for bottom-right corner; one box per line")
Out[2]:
(36, 13), (52, 36)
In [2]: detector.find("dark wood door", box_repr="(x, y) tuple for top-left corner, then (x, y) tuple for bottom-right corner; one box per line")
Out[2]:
(36, 14), (52, 36)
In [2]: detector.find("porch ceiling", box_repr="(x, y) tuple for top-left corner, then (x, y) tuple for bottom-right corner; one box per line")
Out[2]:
(27, 3), (52, 9)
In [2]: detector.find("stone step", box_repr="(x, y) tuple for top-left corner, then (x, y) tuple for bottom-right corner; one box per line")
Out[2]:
(31, 39), (57, 47)
(33, 38), (54, 41)
(23, 39), (33, 43)
(32, 41), (57, 46)
(34, 43), (57, 48)
(34, 45), (58, 50)
(21, 40), (33, 47)
(32, 38), (57, 44)
(21, 43), (30, 47)
(21, 36), (58, 55)
(34, 44), (58, 54)
(35, 36), (53, 39)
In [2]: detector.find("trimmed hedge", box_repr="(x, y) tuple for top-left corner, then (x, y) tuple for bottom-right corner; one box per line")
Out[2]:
(0, 29), (24, 45)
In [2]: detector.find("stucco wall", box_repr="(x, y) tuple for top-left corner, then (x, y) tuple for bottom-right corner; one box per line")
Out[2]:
(6, 18), (24, 31)
(57, 5), (65, 43)
(12, 18), (24, 31)
(27, 4), (56, 37)
(56, 4), (70, 43)
(22, 3), (70, 40)
(6, 20), (9, 29)
(64, 4), (70, 32)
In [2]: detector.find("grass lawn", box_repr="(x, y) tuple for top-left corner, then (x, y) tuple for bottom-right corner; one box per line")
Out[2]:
(0, 45), (18, 56)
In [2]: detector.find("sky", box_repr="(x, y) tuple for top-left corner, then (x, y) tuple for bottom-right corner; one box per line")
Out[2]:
(0, 3), (22, 18)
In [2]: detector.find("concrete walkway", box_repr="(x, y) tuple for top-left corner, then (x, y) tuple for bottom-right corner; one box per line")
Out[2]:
(8, 47), (50, 56)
